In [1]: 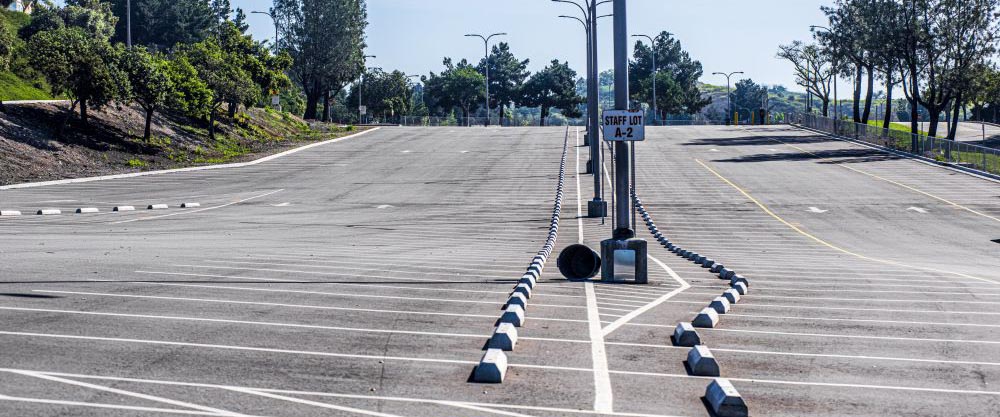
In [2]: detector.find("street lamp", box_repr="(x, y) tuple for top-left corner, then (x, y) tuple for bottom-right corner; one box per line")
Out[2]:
(465, 32), (507, 126)
(358, 55), (376, 124)
(810, 25), (836, 120)
(126, 0), (131, 47)
(712, 71), (743, 125)
(632, 33), (671, 126)
(553, 0), (610, 219)
(252, 11), (280, 52)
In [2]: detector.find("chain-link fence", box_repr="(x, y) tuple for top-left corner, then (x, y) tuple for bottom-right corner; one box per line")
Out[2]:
(795, 113), (1000, 176)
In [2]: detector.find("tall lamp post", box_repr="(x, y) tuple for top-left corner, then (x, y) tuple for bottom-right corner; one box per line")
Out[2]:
(553, 0), (610, 218)
(126, 0), (132, 47)
(358, 55), (376, 124)
(631, 33), (671, 126)
(712, 71), (743, 125)
(252, 10), (280, 52)
(405, 74), (422, 124)
(465, 32), (506, 127)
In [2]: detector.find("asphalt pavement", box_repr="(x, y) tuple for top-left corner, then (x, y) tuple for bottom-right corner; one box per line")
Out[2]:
(0, 124), (997, 416)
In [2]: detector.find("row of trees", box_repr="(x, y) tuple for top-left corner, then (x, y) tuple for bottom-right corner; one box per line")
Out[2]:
(362, 33), (709, 126)
(0, 0), (290, 141)
(779, 0), (1000, 139)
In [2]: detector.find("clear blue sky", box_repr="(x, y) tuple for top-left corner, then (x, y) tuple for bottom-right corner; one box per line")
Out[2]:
(246, 1), (833, 91)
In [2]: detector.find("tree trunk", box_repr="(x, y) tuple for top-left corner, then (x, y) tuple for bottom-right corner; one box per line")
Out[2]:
(57, 99), (79, 138)
(228, 101), (237, 119)
(144, 108), (154, 142)
(80, 99), (89, 125)
(861, 65), (874, 124)
(927, 109), (941, 138)
(883, 84), (893, 131)
(948, 94), (962, 140)
(852, 65), (862, 123)
(209, 105), (217, 140)
(821, 99), (829, 117)
(540, 106), (549, 127)
(322, 91), (331, 123)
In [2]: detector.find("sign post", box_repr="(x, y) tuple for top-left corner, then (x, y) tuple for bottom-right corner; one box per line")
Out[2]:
(600, 0), (647, 284)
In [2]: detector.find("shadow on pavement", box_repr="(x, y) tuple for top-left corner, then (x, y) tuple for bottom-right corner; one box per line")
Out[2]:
(714, 147), (904, 164)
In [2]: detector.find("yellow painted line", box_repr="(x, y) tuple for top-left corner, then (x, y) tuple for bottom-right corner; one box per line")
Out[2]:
(746, 127), (1000, 224)
(694, 158), (999, 285)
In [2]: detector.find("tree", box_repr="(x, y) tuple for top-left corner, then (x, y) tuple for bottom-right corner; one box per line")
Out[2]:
(730, 79), (768, 121)
(274, 0), (367, 121)
(777, 41), (834, 116)
(176, 35), (255, 139)
(29, 27), (128, 127)
(629, 32), (710, 117)
(0, 18), (14, 108)
(521, 60), (583, 126)
(121, 47), (173, 141)
(164, 54), (213, 120)
(109, 0), (216, 48)
(423, 58), (486, 122)
(346, 68), (412, 121)
(478, 42), (529, 125)
(820, 0), (883, 124)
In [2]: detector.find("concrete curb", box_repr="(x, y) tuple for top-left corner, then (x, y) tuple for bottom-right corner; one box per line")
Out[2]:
(472, 349), (508, 383)
(687, 345), (721, 377)
(705, 378), (748, 417)
(0, 128), (382, 190)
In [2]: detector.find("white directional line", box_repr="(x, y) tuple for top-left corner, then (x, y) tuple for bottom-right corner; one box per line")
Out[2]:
(225, 388), (403, 417)
(0, 395), (231, 416)
(114, 189), (284, 224)
(807, 207), (828, 214)
(907, 206), (929, 214)
(8, 370), (247, 417)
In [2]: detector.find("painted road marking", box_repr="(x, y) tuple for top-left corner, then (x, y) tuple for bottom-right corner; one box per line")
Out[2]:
(225, 387), (403, 417)
(10, 370), (246, 417)
(31, 291), (591, 324)
(0, 395), (230, 416)
(14, 370), (682, 417)
(114, 190), (284, 224)
(807, 207), (828, 214)
(695, 158), (1000, 285)
(576, 128), (614, 414)
(907, 207), (929, 214)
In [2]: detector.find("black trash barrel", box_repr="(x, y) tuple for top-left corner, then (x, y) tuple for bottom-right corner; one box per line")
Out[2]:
(557, 244), (601, 280)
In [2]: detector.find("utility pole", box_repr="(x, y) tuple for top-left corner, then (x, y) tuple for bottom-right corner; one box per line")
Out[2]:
(713, 71), (743, 125)
(600, 0), (647, 284)
(126, 0), (132, 47)
(252, 11), (280, 52)
(359, 55), (376, 124)
(465, 33), (506, 127)
(632, 33), (670, 126)
(554, 0), (607, 218)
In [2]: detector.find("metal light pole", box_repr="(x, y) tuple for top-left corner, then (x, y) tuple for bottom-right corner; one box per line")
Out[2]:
(405, 74), (422, 124)
(632, 33), (670, 126)
(252, 11), (280, 52)
(554, 0), (609, 218)
(126, 0), (132, 47)
(600, 0), (647, 284)
(712, 71), (743, 125)
(465, 33), (506, 127)
(358, 55), (376, 124)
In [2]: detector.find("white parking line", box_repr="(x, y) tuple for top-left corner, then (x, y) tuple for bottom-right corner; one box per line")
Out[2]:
(113, 190), (284, 224)
(17, 370), (682, 417)
(723, 312), (1000, 328)
(31, 290), (590, 324)
(224, 387), (402, 417)
(8, 370), (246, 417)
(708, 328), (1000, 345)
(0, 395), (231, 416)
